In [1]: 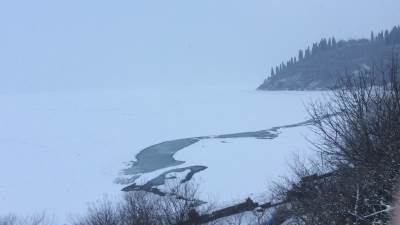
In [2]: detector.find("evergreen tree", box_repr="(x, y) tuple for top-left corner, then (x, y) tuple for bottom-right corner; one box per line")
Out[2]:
(378, 31), (384, 41)
(332, 37), (337, 48)
(318, 39), (323, 50)
(385, 30), (390, 44)
(271, 68), (275, 77)
(371, 31), (374, 43)
(298, 50), (304, 61)
(389, 27), (395, 44)
(319, 38), (328, 50)
(312, 43), (318, 55)
(305, 47), (311, 58)
(393, 26), (400, 44)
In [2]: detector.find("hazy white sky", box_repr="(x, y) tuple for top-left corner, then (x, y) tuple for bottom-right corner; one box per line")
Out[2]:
(1, 0), (399, 91)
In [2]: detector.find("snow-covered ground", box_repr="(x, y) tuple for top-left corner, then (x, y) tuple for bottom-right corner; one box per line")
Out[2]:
(174, 125), (314, 204)
(0, 85), (322, 222)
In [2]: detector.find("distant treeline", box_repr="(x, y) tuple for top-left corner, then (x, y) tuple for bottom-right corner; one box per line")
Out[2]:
(270, 25), (400, 78)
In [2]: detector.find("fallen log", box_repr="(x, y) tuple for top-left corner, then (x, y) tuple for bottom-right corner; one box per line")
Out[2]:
(179, 172), (335, 225)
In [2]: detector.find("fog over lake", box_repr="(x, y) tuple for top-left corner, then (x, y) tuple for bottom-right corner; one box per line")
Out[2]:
(1, 0), (399, 223)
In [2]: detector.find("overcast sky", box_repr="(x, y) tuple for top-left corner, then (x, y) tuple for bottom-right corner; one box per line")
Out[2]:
(1, 0), (400, 91)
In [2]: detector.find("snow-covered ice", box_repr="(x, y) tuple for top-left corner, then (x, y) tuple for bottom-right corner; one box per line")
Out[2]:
(174, 125), (314, 204)
(0, 85), (322, 221)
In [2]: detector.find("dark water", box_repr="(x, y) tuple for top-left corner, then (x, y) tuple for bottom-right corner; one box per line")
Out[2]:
(120, 119), (313, 194)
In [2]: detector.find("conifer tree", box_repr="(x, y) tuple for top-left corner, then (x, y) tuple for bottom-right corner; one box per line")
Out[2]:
(312, 43), (318, 55)
(298, 50), (304, 61)
(319, 38), (328, 50)
(332, 37), (337, 48)
(371, 31), (374, 43)
(385, 30), (390, 44)
(393, 26), (400, 44)
(305, 47), (311, 58)
(378, 31), (384, 41)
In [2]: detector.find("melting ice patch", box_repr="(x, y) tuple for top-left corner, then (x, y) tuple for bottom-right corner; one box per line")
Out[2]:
(118, 119), (314, 201)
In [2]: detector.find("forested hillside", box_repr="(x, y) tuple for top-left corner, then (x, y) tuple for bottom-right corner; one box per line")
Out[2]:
(258, 25), (400, 90)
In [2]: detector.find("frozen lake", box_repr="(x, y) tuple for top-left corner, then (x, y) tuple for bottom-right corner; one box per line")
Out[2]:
(0, 85), (322, 221)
